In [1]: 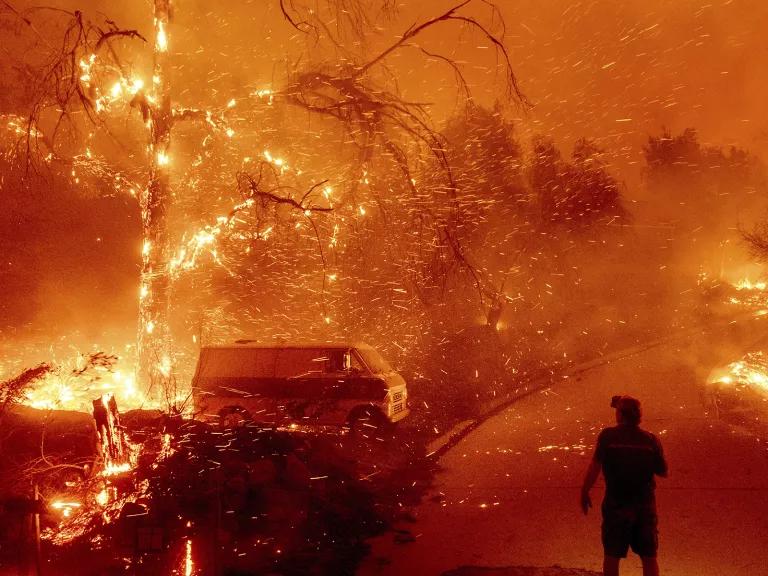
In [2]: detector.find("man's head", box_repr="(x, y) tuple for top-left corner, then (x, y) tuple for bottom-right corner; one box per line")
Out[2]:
(610, 395), (642, 426)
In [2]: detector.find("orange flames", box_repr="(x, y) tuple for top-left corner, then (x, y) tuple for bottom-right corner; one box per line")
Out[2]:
(19, 350), (149, 413)
(715, 351), (768, 394)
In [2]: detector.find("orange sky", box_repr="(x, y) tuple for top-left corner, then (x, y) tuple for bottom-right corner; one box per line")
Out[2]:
(9, 0), (768, 187)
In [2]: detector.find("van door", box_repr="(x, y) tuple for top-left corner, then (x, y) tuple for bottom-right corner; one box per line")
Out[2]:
(319, 348), (361, 424)
(273, 348), (323, 423)
(194, 347), (281, 423)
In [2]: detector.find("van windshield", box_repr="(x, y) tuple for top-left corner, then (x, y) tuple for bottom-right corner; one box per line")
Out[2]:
(356, 348), (392, 374)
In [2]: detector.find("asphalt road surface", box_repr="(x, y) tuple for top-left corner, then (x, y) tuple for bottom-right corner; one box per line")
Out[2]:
(359, 325), (768, 576)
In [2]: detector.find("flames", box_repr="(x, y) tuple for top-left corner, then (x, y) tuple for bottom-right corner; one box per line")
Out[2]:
(44, 413), (178, 549)
(184, 537), (194, 576)
(724, 277), (768, 311)
(50, 501), (82, 518)
(17, 351), (150, 413)
(734, 278), (767, 291)
(716, 351), (768, 394)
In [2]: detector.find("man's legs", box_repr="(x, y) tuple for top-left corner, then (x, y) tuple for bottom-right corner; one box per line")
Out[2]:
(603, 555), (620, 576)
(640, 556), (659, 576)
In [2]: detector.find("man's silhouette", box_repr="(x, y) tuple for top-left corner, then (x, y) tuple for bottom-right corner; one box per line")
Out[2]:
(581, 395), (668, 576)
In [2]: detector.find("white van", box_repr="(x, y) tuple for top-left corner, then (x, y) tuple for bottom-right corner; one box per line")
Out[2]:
(192, 342), (409, 431)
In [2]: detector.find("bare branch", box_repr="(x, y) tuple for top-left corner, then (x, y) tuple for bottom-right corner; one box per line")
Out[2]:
(279, 0), (314, 34)
(237, 170), (333, 213)
(357, 0), (472, 76)
(353, 0), (527, 105)
(418, 47), (472, 101)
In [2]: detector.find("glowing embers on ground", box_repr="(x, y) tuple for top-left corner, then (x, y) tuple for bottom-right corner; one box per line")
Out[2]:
(46, 447), (138, 545)
(537, 443), (588, 453)
(45, 421), (177, 548)
(724, 277), (768, 311)
(715, 351), (768, 394)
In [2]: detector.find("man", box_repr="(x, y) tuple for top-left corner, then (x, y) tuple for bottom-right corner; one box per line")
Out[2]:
(581, 395), (668, 576)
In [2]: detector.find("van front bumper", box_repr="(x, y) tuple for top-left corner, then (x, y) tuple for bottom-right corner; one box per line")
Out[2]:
(389, 406), (410, 423)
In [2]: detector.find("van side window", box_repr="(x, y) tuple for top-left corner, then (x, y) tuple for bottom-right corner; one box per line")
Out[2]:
(349, 351), (365, 372)
(324, 350), (342, 373)
(325, 349), (362, 373)
(275, 349), (326, 378)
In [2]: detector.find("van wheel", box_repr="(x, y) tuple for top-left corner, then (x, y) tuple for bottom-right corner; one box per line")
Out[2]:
(348, 407), (387, 438)
(219, 407), (250, 429)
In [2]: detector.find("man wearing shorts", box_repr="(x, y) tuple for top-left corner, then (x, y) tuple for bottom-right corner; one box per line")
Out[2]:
(581, 395), (668, 576)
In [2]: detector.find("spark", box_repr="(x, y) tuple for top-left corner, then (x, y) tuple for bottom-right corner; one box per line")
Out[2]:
(252, 88), (274, 104)
(51, 501), (82, 518)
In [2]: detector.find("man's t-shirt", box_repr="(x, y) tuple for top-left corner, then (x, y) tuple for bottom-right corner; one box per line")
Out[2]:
(594, 424), (667, 504)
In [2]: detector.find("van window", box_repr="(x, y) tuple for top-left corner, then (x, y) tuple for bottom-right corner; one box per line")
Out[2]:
(198, 348), (278, 378)
(349, 352), (364, 372)
(275, 348), (330, 378)
(356, 347), (392, 374)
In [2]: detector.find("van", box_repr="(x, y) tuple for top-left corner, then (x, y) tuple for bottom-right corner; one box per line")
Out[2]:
(192, 342), (409, 431)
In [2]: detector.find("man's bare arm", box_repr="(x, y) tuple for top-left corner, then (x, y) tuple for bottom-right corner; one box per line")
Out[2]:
(580, 458), (601, 515)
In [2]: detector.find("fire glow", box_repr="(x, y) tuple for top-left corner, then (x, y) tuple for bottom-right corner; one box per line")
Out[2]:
(719, 351), (768, 393)
(20, 352), (153, 413)
(735, 278), (767, 291)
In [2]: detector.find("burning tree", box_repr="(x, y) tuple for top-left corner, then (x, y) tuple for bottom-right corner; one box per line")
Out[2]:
(1, 0), (526, 403)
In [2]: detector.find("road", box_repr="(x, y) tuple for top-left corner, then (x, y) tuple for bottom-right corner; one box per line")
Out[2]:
(358, 324), (768, 576)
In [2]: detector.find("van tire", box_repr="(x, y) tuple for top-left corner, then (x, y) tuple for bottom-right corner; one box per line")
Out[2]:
(348, 407), (388, 438)
(219, 406), (251, 429)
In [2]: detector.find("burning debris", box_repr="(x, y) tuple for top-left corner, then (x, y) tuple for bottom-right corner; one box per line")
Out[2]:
(92, 393), (128, 468)
(706, 351), (768, 425)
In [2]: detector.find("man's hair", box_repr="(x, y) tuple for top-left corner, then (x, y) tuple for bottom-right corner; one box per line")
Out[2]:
(610, 395), (642, 426)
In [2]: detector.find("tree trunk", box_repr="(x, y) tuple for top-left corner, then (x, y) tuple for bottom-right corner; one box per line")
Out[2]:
(138, 0), (173, 399)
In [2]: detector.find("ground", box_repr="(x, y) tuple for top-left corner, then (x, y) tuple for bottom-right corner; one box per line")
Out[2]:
(358, 316), (768, 576)
(443, 568), (600, 576)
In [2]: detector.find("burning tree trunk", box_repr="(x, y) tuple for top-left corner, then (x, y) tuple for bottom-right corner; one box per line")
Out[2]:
(92, 393), (128, 468)
(138, 0), (173, 394)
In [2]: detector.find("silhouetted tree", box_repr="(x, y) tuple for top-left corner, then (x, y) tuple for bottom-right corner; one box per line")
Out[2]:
(644, 128), (766, 277)
(531, 136), (623, 227)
